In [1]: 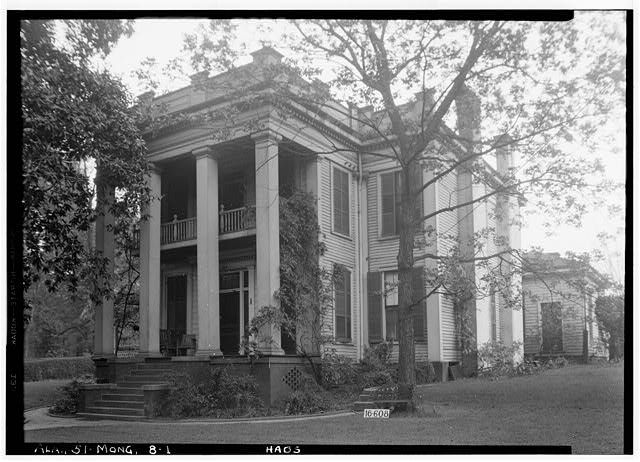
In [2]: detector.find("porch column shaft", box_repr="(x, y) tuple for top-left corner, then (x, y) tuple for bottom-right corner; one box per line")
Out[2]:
(193, 146), (222, 356)
(94, 181), (115, 358)
(139, 166), (162, 357)
(252, 129), (284, 355)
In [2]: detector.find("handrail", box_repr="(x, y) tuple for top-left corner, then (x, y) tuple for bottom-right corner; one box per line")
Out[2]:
(161, 216), (197, 245)
(219, 205), (256, 234)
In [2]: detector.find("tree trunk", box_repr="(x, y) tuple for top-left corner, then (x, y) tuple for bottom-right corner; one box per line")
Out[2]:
(396, 165), (421, 390)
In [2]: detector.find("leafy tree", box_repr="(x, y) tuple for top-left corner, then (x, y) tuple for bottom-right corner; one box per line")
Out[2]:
(21, 19), (151, 321)
(595, 294), (624, 361)
(137, 15), (625, 390)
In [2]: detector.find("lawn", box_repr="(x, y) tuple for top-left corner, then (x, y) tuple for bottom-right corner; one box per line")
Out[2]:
(24, 379), (68, 410)
(24, 363), (624, 454)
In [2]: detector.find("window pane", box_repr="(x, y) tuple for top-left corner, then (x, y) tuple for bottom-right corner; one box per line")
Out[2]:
(220, 272), (239, 290)
(385, 308), (398, 341)
(384, 272), (399, 306)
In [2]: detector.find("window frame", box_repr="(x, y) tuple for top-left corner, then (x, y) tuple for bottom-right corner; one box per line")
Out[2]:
(383, 271), (399, 341)
(334, 264), (352, 342)
(331, 164), (351, 238)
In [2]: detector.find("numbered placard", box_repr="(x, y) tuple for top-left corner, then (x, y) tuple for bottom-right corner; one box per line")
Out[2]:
(363, 408), (390, 418)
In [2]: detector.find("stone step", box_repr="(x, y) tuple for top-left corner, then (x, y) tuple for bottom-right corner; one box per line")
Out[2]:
(121, 375), (168, 382)
(77, 412), (146, 422)
(94, 400), (145, 409)
(130, 369), (173, 376)
(117, 380), (170, 388)
(85, 406), (145, 417)
(136, 361), (172, 368)
(353, 401), (376, 411)
(353, 400), (410, 412)
(111, 387), (145, 395)
(102, 393), (144, 402)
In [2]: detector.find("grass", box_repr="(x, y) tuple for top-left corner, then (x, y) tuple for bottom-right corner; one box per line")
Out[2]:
(24, 363), (624, 454)
(24, 379), (69, 410)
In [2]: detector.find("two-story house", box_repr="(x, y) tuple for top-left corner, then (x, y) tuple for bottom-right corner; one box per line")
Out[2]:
(88, 47), (523, 409)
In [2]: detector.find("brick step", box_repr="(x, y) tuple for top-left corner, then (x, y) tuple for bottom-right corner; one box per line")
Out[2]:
(116, 380), (170, 388)
(136, 361), (172, 368)
(111, 387), (145, 395)
(84, 406), (144, 417)
(353, 400), (410, 411)
(93, 400), (145, 409)
(353, 401), (376, 411)
(77, 412), (146, 422)
(102, 393), (144, 402)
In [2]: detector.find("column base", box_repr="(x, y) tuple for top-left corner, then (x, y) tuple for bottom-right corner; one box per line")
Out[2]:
(258, 345), (285, 356)
(195, 349), (223, 359)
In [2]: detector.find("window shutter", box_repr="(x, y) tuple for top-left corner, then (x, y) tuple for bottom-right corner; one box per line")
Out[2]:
(368, 271), (383, 343)
(333, 168), (350, 235)
(381, 173), (395, 236)
(412, 266), (426, 340)
(345, 270), (351, 340)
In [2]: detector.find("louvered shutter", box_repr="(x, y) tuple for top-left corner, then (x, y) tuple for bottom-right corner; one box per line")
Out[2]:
(367, 271), (383, 343)
(412, 266), (426, 340)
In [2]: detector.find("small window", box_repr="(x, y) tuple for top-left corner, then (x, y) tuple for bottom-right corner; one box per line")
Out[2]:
(380, 171), (402, 236)
(334, 265), (352, 341)
(332, 167), (350, 236)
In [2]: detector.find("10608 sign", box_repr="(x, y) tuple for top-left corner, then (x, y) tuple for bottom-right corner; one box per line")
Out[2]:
(363, 409), (390, 418)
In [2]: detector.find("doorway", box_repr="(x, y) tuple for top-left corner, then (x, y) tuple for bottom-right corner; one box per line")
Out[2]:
(541, 301), (563, 353)
(219, 270), (251, 355)
(166, 275), (187, 333)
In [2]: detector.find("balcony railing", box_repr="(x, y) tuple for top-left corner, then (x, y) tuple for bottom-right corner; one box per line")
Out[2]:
(161, 216), (197, 245)
(132, 206), (257, 249)
(219, 205), (256, 234)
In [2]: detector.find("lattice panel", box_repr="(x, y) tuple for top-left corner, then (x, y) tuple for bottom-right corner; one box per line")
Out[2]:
(282, 367), (303, 391)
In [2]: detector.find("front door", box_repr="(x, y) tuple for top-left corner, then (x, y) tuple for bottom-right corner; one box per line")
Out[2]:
(166, 275), (187, 334)
(220, 292), (240, 355)
(541, 301), (563, 353)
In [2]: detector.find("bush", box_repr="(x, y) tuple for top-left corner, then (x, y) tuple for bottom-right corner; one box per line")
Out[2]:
(415, 362), (437, 384)
(282, 373), (332, 415)
(361, 342), (393, 370)
(320, 350), (358, 388)
(161, 368), (266, 418)
(478, 341), (523, 377)
(49, 374), (95, 415)
(24, 356), (94, 382)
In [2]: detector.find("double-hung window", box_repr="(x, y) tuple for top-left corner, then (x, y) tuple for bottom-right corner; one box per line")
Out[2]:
(380, 171), (402, 237)
(334, 265), (352, 342)
(333, 167), (350, 236)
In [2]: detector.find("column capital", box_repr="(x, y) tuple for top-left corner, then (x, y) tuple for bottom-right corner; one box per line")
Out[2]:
(251, 129), (282, 145)
(148, 163), (163, 175)
(192, 145), (217, 160)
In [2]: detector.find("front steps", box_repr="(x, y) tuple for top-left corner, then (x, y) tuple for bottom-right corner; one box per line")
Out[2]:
(77, 365), (173, 421)
(352, 387), (410, 413)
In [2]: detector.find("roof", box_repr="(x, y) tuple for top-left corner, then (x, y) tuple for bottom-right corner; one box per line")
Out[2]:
(521, 251), (609, 288)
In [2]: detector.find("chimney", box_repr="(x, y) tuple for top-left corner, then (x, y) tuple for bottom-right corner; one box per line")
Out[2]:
(250, 46), (284, 67)
(348, 103), (359, 131)
(414, 88), (436, 112)
(455, 84), (481, 146)
(190, 70), (209, 105)
(136, 90), (155, 105)
(495, 133), (515, 176)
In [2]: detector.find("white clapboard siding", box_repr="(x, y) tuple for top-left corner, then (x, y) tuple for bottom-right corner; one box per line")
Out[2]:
(317, 156), (361, 359)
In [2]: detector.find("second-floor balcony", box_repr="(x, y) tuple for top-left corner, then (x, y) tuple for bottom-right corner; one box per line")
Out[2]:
(132, 205), (256, 251)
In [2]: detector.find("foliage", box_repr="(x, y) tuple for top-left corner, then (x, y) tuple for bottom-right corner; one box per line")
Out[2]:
(249, 191), (335, 371)
(595, 294), (624, 361)
(24, 356), (95, 382)
(361, 341), (394, 369)
(282, 373), (332, 415)
(160, 368), (266, 418)
(49, 374), (95, 415)
(21, 19), (150, 321)
(478, 340), (523, 376)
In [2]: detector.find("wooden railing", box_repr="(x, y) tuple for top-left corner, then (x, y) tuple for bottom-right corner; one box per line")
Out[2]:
(161, 216), (197, 245)
(219, 205), (256, 234)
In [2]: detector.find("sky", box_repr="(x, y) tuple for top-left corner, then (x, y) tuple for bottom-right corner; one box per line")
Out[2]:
(101, 17), (627, 282)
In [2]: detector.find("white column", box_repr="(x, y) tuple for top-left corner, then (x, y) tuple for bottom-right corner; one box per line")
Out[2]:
(94, 180), (115, 358)
(193, 146), (222, 357)
(252, 129), (284, 355)
(139, 165), (162, 357)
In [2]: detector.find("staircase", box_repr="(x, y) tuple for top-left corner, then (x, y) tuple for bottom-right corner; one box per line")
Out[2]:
(77, 363), (173, 421)
(352, 386), (409, 412)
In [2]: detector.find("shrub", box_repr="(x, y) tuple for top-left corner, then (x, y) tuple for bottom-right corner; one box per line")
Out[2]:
(24, 356), (94, 382)
(415, 362), (437, 384)
(357, 368), (394, 389)
(49, 374), (95, 415)
(320, 350), (358, 388)
(478, 341), (523, 377)
(161, 368), (266, 418)
(361, 342), (393, 370)
(282, 373), (331, 415)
